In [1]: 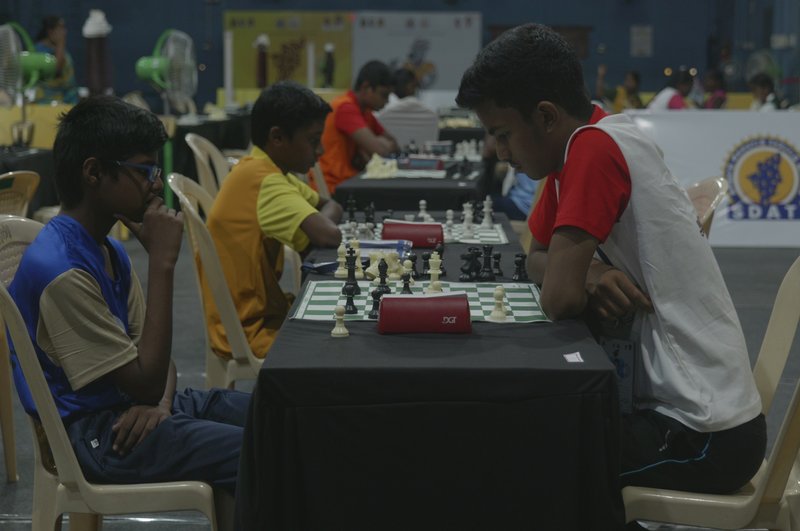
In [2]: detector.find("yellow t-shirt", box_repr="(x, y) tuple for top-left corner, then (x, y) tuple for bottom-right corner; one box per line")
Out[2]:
(203, 147), (320, 359)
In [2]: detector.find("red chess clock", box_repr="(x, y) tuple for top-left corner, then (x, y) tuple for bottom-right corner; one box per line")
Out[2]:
(377, 293), (472, 334)
(382, 220), (443, 248)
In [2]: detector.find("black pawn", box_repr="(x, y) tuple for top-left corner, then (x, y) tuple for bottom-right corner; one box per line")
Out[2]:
(346, 195), (357, 222)
(343, 283), (358, 314)
(513, 253), (529, 281)
(408, 253), (419, 279)
(377, 258), (392, 294)
(368, 288), (382, 319)
(478, 245), (495, 282)
(365, 202), (375, 224)
(401, 273), (413, 294)
(422, 252), (431, 279)
(492, 252), (504, 278)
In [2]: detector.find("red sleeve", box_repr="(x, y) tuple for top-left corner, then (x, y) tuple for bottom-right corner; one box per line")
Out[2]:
(334, 101), (369, 135)
(365, 111), (385, 136)
(529, 128), (630, 246)
(528, 175), (558, 246)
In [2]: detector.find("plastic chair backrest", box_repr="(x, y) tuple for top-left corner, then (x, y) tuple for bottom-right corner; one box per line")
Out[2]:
(0, 171), (40, 218)
(686, 176), (728, 237)
(185, 133), (231, 197)
(279, 245), (302, 297)
(752, 255), (800, 501)
(168, 174), (262, 375)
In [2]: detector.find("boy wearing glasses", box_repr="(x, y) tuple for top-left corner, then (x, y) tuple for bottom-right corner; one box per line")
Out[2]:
(204, 81), (341, 360)
(9, 96), (249, 493)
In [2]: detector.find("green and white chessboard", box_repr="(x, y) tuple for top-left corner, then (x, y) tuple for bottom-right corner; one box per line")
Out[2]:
(443, 223), (509, 245)
(291, 280), (548, 323)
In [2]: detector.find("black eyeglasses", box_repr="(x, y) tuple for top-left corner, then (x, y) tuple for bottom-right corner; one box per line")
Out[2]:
(114, 161), (163, 184)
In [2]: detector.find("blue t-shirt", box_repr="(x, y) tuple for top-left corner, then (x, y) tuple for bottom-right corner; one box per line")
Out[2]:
(508, 172), (538, 215)
(10, 215), (133, 420)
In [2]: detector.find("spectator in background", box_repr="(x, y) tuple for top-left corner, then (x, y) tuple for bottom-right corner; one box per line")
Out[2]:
(702, 69), (727, 109)
(376, 68), (438, 152)
(648, 69), (694, 110)
(34, 15), (78, 104)
(318, 60), (399, 193)
(595, 64), (644, 113)
(749, 73), (779, 111)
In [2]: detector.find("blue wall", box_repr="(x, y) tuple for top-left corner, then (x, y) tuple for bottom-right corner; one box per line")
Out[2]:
(2, 0), (794, 110)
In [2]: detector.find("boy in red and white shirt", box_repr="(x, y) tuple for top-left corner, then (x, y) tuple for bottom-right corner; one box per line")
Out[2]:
(457, 23), (765, 500)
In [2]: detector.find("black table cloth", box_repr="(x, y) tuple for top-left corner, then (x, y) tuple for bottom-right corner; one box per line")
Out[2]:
(235, 216), (625, 531)
(333, 163), (488, 212)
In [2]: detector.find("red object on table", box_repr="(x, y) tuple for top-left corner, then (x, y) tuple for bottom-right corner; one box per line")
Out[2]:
(381, 220), (443, 248)
(378, 293), (472, 334)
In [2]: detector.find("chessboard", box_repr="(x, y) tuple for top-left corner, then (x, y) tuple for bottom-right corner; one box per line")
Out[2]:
(444, 223), (509, 245)
(338, 221), (509, 246)
(291, 280), (548, 323)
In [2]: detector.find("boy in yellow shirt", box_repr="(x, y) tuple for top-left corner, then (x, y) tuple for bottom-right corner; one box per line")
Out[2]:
(204, 81), (343, 359)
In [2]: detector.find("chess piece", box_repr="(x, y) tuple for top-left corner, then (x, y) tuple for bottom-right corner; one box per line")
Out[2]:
(334, 242), (347, 279)
(479, 245), (495, 282)
(422, 252), (431, 278)
(492, 252), (504, 278)
(434, 243), (446, 277)
(462, 211), (474, 239)
(444, 220), (454, 242)
(418, 199), (428, 220)
(512, 253), (529, 282)
(331, 306), (350, 337)
(401, 273), (413, 294)
(342, 249), (361, 296)
(368, 289), (382, 319)
(386, 251), (402, 280)
(408, 253), (419, 280)
(402, 259), (415, 284)
(377, 258), (392, 294)
(429, 280), (443, 293)
(445, 209), (454, 225)
(343, 283), (358, 314)
(364, 202), (375, 224)
(350, 240), (364, 279)
(365, 251), (382, 280)
(481, 195), (494, 228)
(489, 286), (507, 321)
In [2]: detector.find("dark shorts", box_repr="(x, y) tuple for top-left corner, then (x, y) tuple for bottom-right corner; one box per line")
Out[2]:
(620, 409), (766, 494)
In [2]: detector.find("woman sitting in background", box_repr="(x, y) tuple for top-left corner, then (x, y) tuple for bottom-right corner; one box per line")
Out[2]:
(35, 15), (78, 104)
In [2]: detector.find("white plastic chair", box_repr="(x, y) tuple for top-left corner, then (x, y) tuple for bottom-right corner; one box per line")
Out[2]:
(0, 171), (40, 217)
(686, 176), (728, 237)
(279, 245), (303, 297)
(168, 174), (263, 389)
(623, 254), (800, 530)
(0, 215), (225, 531)
(185, 133), (232, 198)
(375, 98), (439, 151)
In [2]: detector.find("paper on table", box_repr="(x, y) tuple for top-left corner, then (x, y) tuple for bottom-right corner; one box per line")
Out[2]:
(563, 352), (584, 363)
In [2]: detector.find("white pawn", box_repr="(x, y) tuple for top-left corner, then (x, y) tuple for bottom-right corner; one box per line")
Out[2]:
(418, 199), (428, 219)
(334, 242), (347, 279)
(489, 286), (507, 322)
(444, 219), (454, 241)
(445, 209), (454, 224)
(402, 259), (415, 284)
(481, 195), (494, 229)
(428, 280), (443, 293)
(331, 306), (350, 337)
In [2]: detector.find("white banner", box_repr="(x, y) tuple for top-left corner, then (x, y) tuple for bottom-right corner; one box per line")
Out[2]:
(627, 110), (800, 247)
(352, 11), (481, 91)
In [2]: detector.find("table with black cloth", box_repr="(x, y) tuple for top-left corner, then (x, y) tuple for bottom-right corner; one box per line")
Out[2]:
(0, 147), (58, 216)
(170, 112), (251, 182)
(333, 162), (488, 212)
(236, 215), (625, 531)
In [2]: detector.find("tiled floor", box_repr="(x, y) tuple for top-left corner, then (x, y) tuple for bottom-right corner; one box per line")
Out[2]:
(0, 238), (795, 530)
